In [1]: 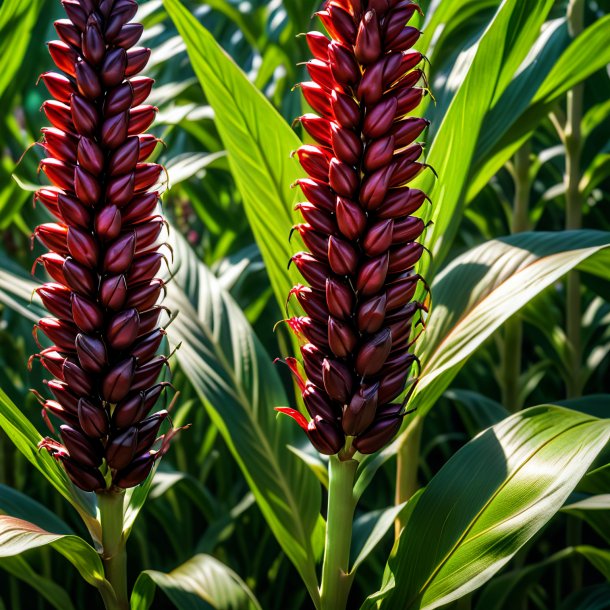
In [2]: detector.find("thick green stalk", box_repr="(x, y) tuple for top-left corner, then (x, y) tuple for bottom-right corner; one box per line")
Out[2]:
(394, 416), (423, 539)
(501, 143), (530, 412)
(98, 490), (129, 610)
(565, 0), (584, 399)
(320, 456), (357, 610)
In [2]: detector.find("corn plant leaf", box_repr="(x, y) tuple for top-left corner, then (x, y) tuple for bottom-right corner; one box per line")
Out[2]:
(164, 231), (322, 606)
(0, 388), (99, 535)
(0, 515), (111, 594)
(130, 553), (262, 610)
(364, 405), (610, 610)
(162, 0), (302, 313)
(0, 0), (44, 101)
(475, 546), (610, 610)
(0, 484), (73, 535)
(409, 230), (610, 418)
(0, 555), (76, 610)
(416, 0), (554, 278)
(468, 14), (610, 202)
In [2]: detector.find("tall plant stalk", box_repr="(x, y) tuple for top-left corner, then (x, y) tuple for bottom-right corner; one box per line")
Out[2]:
(320, 455), (357, 610)
(501, 142), (531, 413)
(564, 0), (584, 400)
(98, 490), (129, 610)
(394, 416), (423, 538)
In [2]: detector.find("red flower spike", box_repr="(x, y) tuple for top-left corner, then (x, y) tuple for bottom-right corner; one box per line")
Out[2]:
(30, 0), (177, 491)
(280, 0), (429, 455)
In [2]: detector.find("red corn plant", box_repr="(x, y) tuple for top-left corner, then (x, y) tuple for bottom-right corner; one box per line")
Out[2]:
(278, 1), (429, 608)
(29, 0), (177, 606)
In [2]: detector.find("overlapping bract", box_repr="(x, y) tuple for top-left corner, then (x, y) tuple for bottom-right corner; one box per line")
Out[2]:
(282, 0), (430, 455)
(31, 0), (174, 491)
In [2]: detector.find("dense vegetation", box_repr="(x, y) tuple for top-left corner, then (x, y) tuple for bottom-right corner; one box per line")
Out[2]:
(0, 0), (609, 608)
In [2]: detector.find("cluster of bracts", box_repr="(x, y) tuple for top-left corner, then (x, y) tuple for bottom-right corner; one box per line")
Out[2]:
(31, 0), (175, 492)
(279, 0), (430, 455)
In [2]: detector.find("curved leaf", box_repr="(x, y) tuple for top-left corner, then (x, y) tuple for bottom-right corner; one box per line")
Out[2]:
(162, 0), (302, 313)
(369, 405), (610, 610)
(130, 554), (262, 610)
(0, 515), (111, 596)
(410, 230), (610, 417)
(164, 232), (322, 605)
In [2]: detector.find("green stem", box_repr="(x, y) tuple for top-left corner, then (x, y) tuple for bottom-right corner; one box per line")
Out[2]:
(320, 456), (357, 610)
(565, 0), (584, 399)
(394, 416), (423, 539)
(501, 143), (530, 412)
(97, 490), (129, 610)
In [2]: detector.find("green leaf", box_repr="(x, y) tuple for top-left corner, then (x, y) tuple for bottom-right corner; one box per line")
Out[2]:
(0, 484), (72, 535)
(417, 0), (554, 277)
(162, 0), (302, 313)
(0, 515), (112, 596)
(0, 0), (45, 101)
(475, 546), (610, 610)
(130, 554), (262, 610)
(164, 231), (322, 606)
(409, 231), (610, 418)
(370, 405), (610, 610)
(0, 555), (76, 610)
(0, 388), (99, 537)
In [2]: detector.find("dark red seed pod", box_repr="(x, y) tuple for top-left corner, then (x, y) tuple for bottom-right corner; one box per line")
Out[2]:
(40, 159), (74, 192)
(37, 318), (78, 352)
(107, 308), (140, 350)
(77, 137), (105, 176)
(100, 275), (128, 311)
(106, 173), (135, 207)
(78, 397), (109, 438)
(57, 194), (90, 228)
(355, 328), (393, 376)
(63, 360), (94, 395)
(330, 124), (362, 165)
(102, 111), (129, 148)
(122, 193), (159, 224)
(296, 179), (336, 212)
(71, 93), (99, 136)
(54, 19), (81, 47)
(328, 317), (358, 358)
(67, 228), (99, 268)
(48, 41), (79, 77)
(353, 412), (403, 453)
(43, 101), (75, 132)
(303, 383), (338, 421)
(106, 427), (138, 470)
(63, 258), (97, 295)
(95, 205), (122, 241)
(128, 106), (157, 136)
(75, 334), (107, 373)
(307, 416), (345, 455)
(114, 23), (144, 48)
(102, 357), (136, 403)
(72, 294), (103, 333)
(104, 233), (136, 274)
(104, 84), (133, 116)
(40, 73), (74, 104)
(76, 61), (103, 99)
(131, 77), (155, 107)
(101, 48), (127, 87)
(322, 358), (353, 404)
(109, 137), (140, 175)
(342, 383), (379, 436)
(134, 411), (168, 453)
(126, 279), (164, 311)
(131, 356), (166, 392)
(74, 167), (102, 206)
(60, 424), (104, 469)
(38, 253), (66, 284)
(61, 456), (107, 491)
(37, 284), (73, 320)
(114, 452), (155, 488)
(35, 223), (69, 255)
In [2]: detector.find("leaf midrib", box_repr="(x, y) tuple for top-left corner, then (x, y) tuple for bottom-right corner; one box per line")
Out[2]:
(406, 417), (594, 608)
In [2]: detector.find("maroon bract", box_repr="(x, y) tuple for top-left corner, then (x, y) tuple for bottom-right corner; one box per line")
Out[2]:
(32, 0), (174, 491)
(281, 0), (430, 455)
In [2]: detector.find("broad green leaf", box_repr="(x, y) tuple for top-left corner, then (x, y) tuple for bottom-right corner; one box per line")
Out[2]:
(0, 0), (45, 101)
(368, 406), (610, 610)
(0, 484), (72, 535)
(131, 553), (262, 610)
(563, 494), (610, 545)
(163, 0), (302, 313)
(409, 231), (610, 418)
(0, 388), (99, 538)
(468, 14), (610, 202)
(0, 555), (76, 610)
(164, 232), (322, 606)
(417, 0), (554, 277)
(0, 515), (112, 596)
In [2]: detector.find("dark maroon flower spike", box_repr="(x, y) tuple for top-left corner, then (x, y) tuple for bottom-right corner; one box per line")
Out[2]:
(32, 0), (176, 492)
(278, 0), (430, 456)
